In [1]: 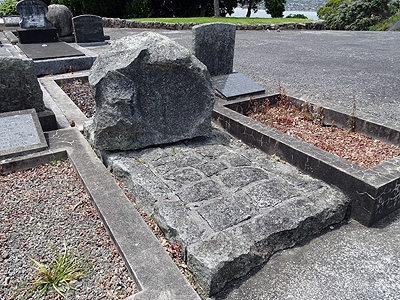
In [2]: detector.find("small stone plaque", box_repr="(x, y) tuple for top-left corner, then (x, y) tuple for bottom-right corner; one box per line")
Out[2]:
(73, 15), (105, 43)
(0, 109), (47, 160)
(213, 73), (265, 100)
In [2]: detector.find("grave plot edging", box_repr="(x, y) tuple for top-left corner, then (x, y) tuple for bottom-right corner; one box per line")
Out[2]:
(212, 97), (400, 226)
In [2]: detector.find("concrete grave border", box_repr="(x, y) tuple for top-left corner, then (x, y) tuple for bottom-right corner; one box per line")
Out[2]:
(213, 95), (400, 226)
(1, 71), (200, 299)
(0, 127), (200, 300)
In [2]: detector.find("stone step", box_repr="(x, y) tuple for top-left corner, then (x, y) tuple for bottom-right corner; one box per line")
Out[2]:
(104, 127), (350, 296)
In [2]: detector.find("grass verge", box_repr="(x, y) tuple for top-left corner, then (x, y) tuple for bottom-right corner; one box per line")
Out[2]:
(129, 16), (313, 25)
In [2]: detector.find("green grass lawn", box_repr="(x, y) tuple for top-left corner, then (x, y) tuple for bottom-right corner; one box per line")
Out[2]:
(129, 17), (313, 24)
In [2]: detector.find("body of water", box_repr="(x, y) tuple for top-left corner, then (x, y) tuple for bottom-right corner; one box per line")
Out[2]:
(230, 7), (318, 20)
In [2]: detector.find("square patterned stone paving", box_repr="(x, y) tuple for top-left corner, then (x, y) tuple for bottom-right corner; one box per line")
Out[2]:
(104, 127), (349, 296)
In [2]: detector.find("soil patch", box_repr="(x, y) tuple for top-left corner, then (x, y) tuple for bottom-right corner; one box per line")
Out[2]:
(247, 95), (400, 168)
(61, 80), (95, 118)
(0, 160), (137, 299)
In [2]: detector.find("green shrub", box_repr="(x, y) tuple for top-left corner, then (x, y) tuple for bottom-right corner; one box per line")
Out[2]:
(286, 13), (308, 19)
(0, 0), (19, 17)
(322, 0), (391, 30)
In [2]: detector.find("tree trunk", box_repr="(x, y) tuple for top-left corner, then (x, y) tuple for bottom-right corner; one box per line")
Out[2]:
(214, 0), (220, 17)
(246, 0), (254, 17)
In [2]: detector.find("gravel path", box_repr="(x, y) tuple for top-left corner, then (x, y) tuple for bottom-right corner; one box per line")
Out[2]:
(0, 160), (137, 300)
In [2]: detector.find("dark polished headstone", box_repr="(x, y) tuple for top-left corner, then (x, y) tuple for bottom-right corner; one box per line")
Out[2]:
(73, 15), (105, 43)
(213, 73), (265, 100)
(16, 0), (53, 29)
(17, 27), (58, 44)
(18, 41), (84, 60)
(0, 109), (47, 160)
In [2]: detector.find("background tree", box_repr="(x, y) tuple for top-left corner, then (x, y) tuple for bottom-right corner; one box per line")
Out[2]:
(238, 0), (263, 17)
(264, 0), (286, 18)
(0, 0), (18, 16)
(321, 0), (391, 30)
(317, 0), (344, 20)
(214, 0), (220, 16)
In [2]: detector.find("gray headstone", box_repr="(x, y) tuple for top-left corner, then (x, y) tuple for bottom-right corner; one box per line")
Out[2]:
(3, 15), (21, 27)
(0, 57), (45, 113)
(46, 4), (73, 37)
(192, 22), (236, 76)
(0, 109), (47, 159)
(16, 0), (53, 29)
(73, 15), (105, 43)
(213, 73), (265, 99)
(85, 32), (215, 151)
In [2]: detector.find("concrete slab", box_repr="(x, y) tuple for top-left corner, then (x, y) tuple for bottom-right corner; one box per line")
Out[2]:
(214, 213), (400, 300)
(18, 41), (85, 60)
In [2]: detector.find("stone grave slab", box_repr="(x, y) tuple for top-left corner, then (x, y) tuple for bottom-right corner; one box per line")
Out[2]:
(213, 72), (265, 100)
(104, 129), (349, 296)
(17, 41), (84, 60)
(0, 109), (47, 160)
(73, 15), (105, 43)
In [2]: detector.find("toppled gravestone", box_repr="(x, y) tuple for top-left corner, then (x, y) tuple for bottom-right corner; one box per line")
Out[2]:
(192, 22), (236, 76)
(85, 32), (215, 151)
(0, 57), (44, 113)
(46, 4), (73, 37)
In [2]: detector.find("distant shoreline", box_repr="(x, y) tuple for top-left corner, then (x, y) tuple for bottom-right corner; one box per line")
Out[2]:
(230, 8), (318, 20)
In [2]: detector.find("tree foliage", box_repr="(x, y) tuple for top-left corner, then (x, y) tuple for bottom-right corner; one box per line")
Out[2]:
(0, 0), (19, 16)
(264, 0), (286, 18)
(317, 0), (344, 20)
(318, 0), (391, 30)
(49, 0), (238, 18)
(238, 0), (263, 17)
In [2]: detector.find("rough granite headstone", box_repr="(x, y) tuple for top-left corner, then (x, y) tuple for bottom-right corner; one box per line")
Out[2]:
(16, 0), (53, 28)
(85, 32), (215, 151)
(0, 57), (45, 113)
(73, 15), (105, 43)
(192, 22), (236, 76)
(46, 4), (73, 37)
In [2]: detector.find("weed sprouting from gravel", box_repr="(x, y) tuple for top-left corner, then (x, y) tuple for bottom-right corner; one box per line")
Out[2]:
(12, 240), (92, 299)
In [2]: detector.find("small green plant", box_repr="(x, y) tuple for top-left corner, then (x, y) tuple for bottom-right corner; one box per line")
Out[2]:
(271, 154), (283, 163)
(171, 147), (179, 156)
(12, 240), (92, 299)
(49, 159), (65, 166)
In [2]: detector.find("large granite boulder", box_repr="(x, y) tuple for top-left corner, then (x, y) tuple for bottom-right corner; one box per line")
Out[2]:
(47, 4), (73, 37)
(0, 57), (44, 113)
(85, 32), (215, 151)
